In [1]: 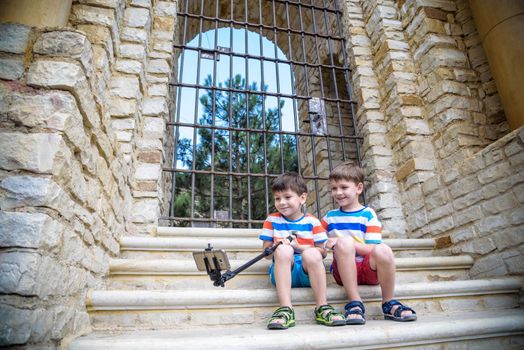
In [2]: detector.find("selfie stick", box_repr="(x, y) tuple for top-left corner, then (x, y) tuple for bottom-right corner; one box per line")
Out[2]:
(209, 234), (294, 287)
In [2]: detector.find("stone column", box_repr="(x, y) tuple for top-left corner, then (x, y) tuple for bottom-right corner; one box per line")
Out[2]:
(469, 0), (524, 130)
(0, 0), (72, 27)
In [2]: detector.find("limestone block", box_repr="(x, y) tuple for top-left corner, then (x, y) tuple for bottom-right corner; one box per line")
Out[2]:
(33, 31), (93, 77)
(429, 215), (454, 235)
(76, 24), (114, 63)
(121, 27), (148, 43)
(0, 175), (61, 210)
(152, 39), (173, 53)
(478, 213), (509, 237)
(469, 253), (507, 278)
(71, 4), (115, 26)
(155, 1), (177, 17)
(131, 198), (160, 223)
(0, 211), (62, 249)
(143, 117), (165, 139)
(147, 59), (170, 74)
(452, 188), (483, 211)
(450, 226), (477, 244)
(0, 56), (24, 80)
(481, 192), (518, 215)
(142, 97), (168, 116)
(153, 16), (175, 32)
(124, 7), (150, 28)
(420, 47), (467, 75)
(120, 43), (146, 60)
(116, 130), (133, 142)
(135, 163), (161, 181)
(114, 59), (143, 74)
(76, 0), (119, 7)
(130, 0), (151, 7)
(0, 305), (31, 346)
(110, 76), (141, 99)
(148, 83), (168, 96)
(0, 23), (31, 54)
(112, 118), (136, 131)
(27, 59), (100, 130)
(413, 34), (456, 61)
(109, 96), (137, 117)
(0, 133), (61, 173)
(478, 162), (512, 185)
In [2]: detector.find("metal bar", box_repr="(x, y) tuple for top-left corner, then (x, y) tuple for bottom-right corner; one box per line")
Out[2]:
(169, 81), (357, 105)
(169, 0), (190, 220)
(244, 0), (252, 227)
(172, 44), (350, 72)
(190, 0), (206, 224)
(165, 121), (362, 139)
(209, 0), (220, 224)
(259, 0), (270, 218)
(175, 11), (344, 41)
(228, 0), (234, 227)
(162, 167), (330, 180)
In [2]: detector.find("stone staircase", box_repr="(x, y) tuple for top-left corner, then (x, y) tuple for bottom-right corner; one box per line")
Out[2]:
(69, 227), (524, 349)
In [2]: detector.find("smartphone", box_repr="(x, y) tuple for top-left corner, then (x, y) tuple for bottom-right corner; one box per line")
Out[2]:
(193, 249), (231, 272)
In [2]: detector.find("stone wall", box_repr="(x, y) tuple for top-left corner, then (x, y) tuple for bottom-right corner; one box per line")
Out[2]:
(0, 0), (178, 347)
(340, 0), (522, 276)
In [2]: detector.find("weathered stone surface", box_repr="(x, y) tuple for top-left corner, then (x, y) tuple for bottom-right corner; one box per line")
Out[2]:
(0, 57), (25, 80)
(147, 59), (170, 74)
(71, 4), (116, 26)
(124, 7), (151, 28)
(110, 76), (141, 99)
(121, 27), (148, 43)
(0, 305), (32, 346)
(131, 198), (160, 222)
(0, 133), (62, 173)
(0, 211), (62, 249)
(0, 23), (31, 54)
(143, 117), (165, 138)
(135, 163), (161, 180)
(27, 60), (100, 130)
(155, 1), (177, 16)
(120, 43), (146, 60)
(109, 97), (137, 117)
(0, 176), (62, 210)
(142, 97), (168, 115)
(33, 31), (93, 76)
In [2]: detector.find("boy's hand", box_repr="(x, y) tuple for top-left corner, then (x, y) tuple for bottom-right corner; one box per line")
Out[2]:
(326, 238), (338, 250)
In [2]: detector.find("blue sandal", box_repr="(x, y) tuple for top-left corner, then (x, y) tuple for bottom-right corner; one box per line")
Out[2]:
(344, 300), (366, 325)
(382, 299), (417, 322)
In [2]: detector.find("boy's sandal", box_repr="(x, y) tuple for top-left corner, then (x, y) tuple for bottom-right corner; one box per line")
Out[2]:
(315, 304), (346, 327)
(344, 300), (366, 325)
(382, 299), (417, 322)
(267, 306), (296, 329)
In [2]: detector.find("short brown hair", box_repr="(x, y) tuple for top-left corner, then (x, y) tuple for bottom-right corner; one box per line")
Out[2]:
(329, 163), (365, 185)
(272, 172), (307, 195)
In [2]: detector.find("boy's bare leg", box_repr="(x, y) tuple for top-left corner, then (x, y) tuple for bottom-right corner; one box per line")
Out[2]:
(301, 248), (327, 306)
(334, 237), (362, 320)
(302, 248), (345, 323)
(273, 244), (294, 310)
(369, 244), (413, 317)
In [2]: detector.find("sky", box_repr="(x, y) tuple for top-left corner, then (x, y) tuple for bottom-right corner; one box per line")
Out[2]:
(175, 27), (297, 168)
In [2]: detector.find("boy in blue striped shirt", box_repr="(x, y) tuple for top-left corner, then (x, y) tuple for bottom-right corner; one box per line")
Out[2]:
(259, 172), (345, 329)
(321, 164), (417, 324)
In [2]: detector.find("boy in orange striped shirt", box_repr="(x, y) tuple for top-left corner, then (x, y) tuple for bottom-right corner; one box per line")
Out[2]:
(321, 163), (417, 324)
(259, 172), (345, 329)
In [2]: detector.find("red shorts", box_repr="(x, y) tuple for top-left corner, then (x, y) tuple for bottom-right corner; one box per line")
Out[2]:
(331, 253), (379, 286)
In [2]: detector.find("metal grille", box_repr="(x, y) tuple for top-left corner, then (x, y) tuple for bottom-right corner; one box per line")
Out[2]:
(163, 0), (361, 228)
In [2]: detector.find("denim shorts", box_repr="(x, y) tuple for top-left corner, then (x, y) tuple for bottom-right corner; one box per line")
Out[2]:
(269, 254), (311, 288)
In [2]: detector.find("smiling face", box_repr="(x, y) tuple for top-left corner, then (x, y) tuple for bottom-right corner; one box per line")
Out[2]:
(273, 189), (307, 221)
(330, 179), (364, 212)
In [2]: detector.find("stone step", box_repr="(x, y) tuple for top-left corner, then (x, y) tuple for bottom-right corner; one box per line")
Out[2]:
(87, 278), (521, 330)
(107, 255), (473, 290)
(153, 226), (398, 239)
(119, 236), (436, 259)
(69, 309), (524, 349)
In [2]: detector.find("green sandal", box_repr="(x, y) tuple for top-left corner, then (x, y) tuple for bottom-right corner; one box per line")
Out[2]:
(315, 304), (346, 326)
(267, 306), (296, 329)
